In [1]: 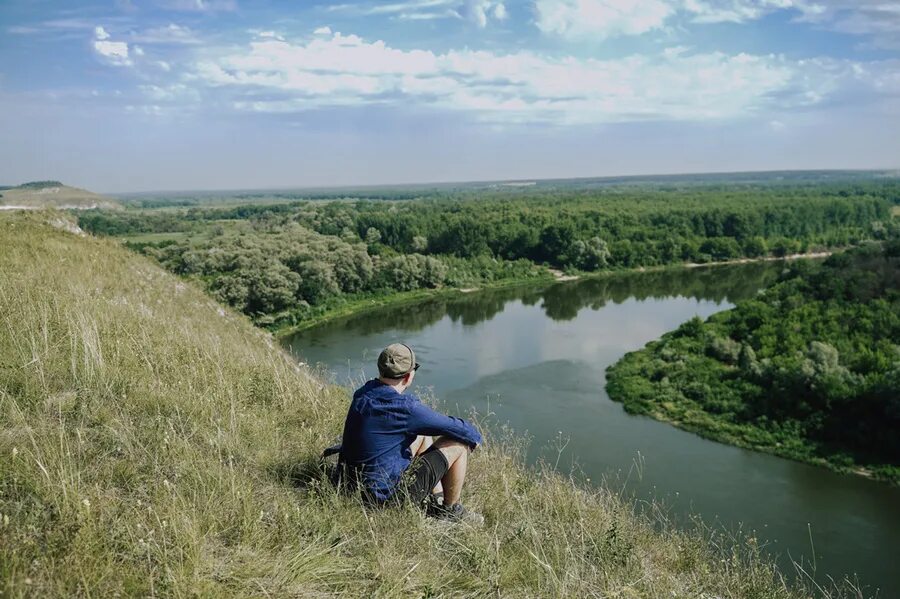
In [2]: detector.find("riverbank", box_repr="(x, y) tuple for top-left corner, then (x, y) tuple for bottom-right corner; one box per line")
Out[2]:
(271, 271), (556, 337)
(2, 211), (843, 597)
(274, 249), (835, 338)
(684, 250), (833, 268)
(606, 242), (900, 488)
(611, 399), (894, 485)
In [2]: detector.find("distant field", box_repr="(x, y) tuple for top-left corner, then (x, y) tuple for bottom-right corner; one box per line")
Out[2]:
(116, 169), (899, 208)
(119, 231), (192, 244)
(118, 219), (250, 245)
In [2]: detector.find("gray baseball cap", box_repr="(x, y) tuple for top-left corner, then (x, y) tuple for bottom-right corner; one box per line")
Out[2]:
(378, 343), (419, 378)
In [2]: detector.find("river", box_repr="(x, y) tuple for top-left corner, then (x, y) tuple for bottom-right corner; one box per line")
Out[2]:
(284, 263), (900, 597)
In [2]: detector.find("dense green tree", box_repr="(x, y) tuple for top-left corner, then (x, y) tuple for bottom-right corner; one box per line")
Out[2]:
(571, 237), (611, 271)
(379, 254), (448, 291)
(365, 227), (382, 246)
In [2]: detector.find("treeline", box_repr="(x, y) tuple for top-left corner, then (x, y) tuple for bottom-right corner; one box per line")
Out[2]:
(141, 223), (543, 327)
(606, 241), (900, 483)
(290, 186), (892, 269)
(78, 181), (898, 328)
(15, 180), (63, 190)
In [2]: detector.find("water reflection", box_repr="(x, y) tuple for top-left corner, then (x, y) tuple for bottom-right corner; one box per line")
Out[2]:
(328, 262), (784, 334)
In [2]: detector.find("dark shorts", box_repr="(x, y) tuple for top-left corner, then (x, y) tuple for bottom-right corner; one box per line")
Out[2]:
(397, 445), (449, 506)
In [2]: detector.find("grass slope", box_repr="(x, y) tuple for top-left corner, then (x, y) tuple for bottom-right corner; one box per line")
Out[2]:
(0, 212), (845, 597)
(0, 182), (119, 209)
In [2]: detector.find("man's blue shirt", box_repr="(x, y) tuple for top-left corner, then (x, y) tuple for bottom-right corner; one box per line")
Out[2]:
(340, 379), (483, 503)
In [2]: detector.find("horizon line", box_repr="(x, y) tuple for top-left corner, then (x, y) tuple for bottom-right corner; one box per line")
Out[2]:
(99, 167), (900, 196)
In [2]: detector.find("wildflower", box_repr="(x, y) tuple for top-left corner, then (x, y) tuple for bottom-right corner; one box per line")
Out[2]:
(11, 447), (18, 458)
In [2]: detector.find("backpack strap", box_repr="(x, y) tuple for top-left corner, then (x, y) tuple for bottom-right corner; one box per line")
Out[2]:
(321, 443), (343, 459)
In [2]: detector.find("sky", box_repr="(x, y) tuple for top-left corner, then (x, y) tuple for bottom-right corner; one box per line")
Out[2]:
(0, 0), (899, 192)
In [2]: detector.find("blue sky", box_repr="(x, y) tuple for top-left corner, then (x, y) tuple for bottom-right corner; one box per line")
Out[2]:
(1, 0), (898, 192)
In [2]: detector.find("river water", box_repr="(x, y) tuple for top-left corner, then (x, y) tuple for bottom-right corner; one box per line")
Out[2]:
(284, 263), (900, 597)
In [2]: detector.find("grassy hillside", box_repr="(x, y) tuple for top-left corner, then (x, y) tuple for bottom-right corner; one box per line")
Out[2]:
(0, 211), (848, 597)
(0, 181), (119, 209)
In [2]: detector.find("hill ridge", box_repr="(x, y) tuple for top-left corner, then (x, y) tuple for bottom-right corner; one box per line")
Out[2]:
(0, 181), (119, 210)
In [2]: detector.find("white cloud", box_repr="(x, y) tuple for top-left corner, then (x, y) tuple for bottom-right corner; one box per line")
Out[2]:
(133, 23), (200, 45)
(190, 29), (898, 125)
(532, 0), (900, 46)
(93, 26), (131, 66)
(465, 1), (507, 27)
(682, 0), (900, 47)
(8, 25), (39, 34)
(683, 0), (797, 24)
(313, 26), (333, 36)
(535, 0), (676, 39)
(160, 0), (237, 12)
(329, 0), (505, 26)
(799, 1), (900, 48)
(8, 18), (109, 36)
(140, 83), (198, 102)
(93, 40), (131, 65)
(397, 9), (463, 20)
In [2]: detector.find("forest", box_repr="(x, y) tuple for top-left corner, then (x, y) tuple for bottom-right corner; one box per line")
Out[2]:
(78, 179), (899, 330)
(606, 240), (900, 483)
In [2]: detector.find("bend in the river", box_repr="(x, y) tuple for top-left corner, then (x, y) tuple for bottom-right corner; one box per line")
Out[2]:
(285, 262), (900, 597)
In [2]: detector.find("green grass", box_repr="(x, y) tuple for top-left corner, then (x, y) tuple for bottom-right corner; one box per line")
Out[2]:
(0, 211), (860, 597)
(120, 231), (193, 244)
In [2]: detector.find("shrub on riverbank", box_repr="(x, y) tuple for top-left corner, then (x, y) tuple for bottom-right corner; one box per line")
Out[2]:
(0, 212), (856, 596)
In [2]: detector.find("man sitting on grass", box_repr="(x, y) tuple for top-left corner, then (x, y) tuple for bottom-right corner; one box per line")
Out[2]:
(340, 343), (483, 524)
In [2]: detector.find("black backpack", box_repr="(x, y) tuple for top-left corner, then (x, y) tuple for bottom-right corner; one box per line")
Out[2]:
(321, 442), (345, 488)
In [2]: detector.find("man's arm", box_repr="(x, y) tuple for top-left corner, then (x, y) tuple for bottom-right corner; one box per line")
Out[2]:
(406, 399), (482, 449)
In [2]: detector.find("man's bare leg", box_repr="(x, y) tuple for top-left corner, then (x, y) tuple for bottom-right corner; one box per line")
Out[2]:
(432, 437), (469, 506)
(409, 434), (431, 456)
(410, 435), (443, 495)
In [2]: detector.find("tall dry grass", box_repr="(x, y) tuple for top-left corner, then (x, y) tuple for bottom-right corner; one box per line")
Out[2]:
(0, 212), (855, 597)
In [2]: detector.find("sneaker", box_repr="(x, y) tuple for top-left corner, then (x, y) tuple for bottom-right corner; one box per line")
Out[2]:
(430, 502), (484, 526)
